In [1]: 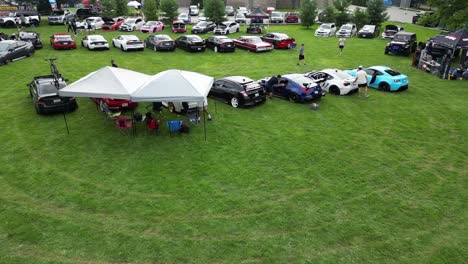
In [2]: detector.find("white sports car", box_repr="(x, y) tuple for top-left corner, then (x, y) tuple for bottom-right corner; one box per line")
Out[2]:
(118, 17), (145, 31)
(314, 23), (336, 37)
(85, 16), (105, 30)
(306, 69), (358, 95)
(81, 35), (109, 50)
(112, 35), (144, 51)
(213, 21), (240, 35)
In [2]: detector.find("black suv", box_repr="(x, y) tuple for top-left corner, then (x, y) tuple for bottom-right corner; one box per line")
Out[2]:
(209, 76), (266, 108)
(75, 8), (101, 20)
(385, 32), (417, 56)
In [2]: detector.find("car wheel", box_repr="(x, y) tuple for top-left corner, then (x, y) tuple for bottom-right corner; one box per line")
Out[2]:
(384, 48), (389, 55)
(214, 46), (218, 53)
(5, 21), (15, 28)
(121, 46), (124, 51)
(230, 97), (240, 108)
(330, 86), (340, 95)
(288, 93), (299, 103)
(379, 82), (390, 92)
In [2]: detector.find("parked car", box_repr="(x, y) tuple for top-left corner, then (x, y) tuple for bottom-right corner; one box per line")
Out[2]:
(140, 20), (164, 33)
(191, 21), (216, 34)
(259, 74), (325, 103)
(306, 69), (358, 95)
(210, 76), (266, 108)
(189, 5), (199, 16)
(381, 24), (404, 40)
(384, 32), (417, 56)
(84, 16), (105, 30)
(412, 11), (437, 26)
(75, 8), (101, 20)
(266, 7), (276, 14)
(345, 66), (409, 92)
(205, 35), (235, 52)
(144, 34), (175, 51)
(50, 34), (76, 50)
(213, 21), (240, 35)
(81, 34), (109, 50)
(237, 7), (249, 16)
(246, 23), (263, 34)
(119, 17), (145, 31)
(18, 31), (42, 49)
(28, 75), (78, 114)
(101, 16), (125, 31)
(235, 12), (247, 24)
(171, 20), (187, 33)
(284, 12), (299, 23)
(111, 35), (144, 51)
(335, 23), (357, 37)
(0, 10), (41, 28)
(357, 25), (379, 38)
(315, 23), (336, 37)
(48, 9), (75, 25)
(175, 35), (206, 52)
(177, 13), (191, 24)
(91, 98), (138, 111)
(260, 32), (296, 49)
(0, 40), (34, 65)
(225, 6), (235, 16)
(269, 11), (283, 23)
(233, 36), (273, 52)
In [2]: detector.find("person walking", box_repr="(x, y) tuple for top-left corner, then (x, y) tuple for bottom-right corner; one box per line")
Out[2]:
(265, 75), (281, 99)
(297, 43), (306, 66)
(354, 65), (369, 98)
(338, 37), (346, 55)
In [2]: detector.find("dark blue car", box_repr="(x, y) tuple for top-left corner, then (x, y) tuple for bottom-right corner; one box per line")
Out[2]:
(260, 74), (325, 102)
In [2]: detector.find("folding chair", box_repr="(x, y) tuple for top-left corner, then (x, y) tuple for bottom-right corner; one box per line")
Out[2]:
(116, 116), (132, 135)
(166, 120), (183, 135)
(186, 108), (199, 125)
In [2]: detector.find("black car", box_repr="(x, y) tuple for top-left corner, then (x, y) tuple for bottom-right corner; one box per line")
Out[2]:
(205, 36), (235, 52)
(357, 25), (379, 38)
(175, 35), (206, 52)
(191, 21), (216, 34)
(28, 75), (78, 114)
(385, 32), (417, 56)
(0, 40), (34, 65)
(18, 31), (42, 49)
(75, 8), (101, 20)
(210, 76), (266, 108)
(144, 34), (175, 51)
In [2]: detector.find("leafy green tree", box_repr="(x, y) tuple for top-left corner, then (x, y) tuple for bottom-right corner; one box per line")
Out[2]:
(115, 0), (129, 17)
(143, 0), (159, 21)
(160, 0), (179, 24)
(300, 0), (318, 29)
(203, 0), (225, 24)
(353, 7), (369, 29)
(101, 0), (115, 17)
(320, 6), (336, 23)
(428, 0), (468, 30)
(366, 0), (389, 27)
(37, 0), (52, 15)
(334, 0), (350, 26)
(351, 0), (367, 6)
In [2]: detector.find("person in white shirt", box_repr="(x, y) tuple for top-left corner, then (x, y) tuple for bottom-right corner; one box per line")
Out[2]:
(338, 37), (346, 55)
(354, 65), (369, 97)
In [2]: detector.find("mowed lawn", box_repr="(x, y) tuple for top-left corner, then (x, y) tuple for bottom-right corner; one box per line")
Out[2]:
(0, 20), (467, 263)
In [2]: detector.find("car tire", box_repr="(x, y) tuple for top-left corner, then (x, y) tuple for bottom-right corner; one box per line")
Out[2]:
(121, 46), (124, 52)
(5, 21), (15, 28)
(330, 86), (340, 95)
(379, 82), (390, 92)
(384, 48), (389, 55)
(230, 97), (240, 108)
(214, 46), (218, 53)
(288, 93), (299, 103)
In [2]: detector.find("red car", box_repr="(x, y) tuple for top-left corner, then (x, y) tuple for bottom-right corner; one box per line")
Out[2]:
(233, 36), (273, 52)
(171, 20), (186, 33)
(284, 12), (299, 23)
(50, 34), (76, 50)
(91, 98), (138, 111)
(101, 17), (125, 31)
(260, 32), (296, 49)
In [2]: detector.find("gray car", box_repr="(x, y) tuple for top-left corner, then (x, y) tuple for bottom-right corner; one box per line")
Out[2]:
(0, 40), (34, 65)
(28, 75), (78, 114)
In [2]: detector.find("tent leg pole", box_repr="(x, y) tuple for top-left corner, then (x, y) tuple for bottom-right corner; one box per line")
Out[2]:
(203, 102), (207, 142)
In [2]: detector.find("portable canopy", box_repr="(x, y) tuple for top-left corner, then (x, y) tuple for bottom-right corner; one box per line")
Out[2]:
(131, 69), (214, 103)
(246, 7), (269, 19)
(430, 28), (468, 49)
(127, 1), (141, 8)
(59, 66), (150, 99)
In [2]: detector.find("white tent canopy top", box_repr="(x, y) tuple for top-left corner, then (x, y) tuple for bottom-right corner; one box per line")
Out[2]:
(131, 69), (214, 103)
(59, 66), (150, 100)
(127, 1), (141, 7)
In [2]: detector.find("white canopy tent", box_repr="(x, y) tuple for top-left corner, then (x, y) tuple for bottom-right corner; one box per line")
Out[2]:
(127, 1), (141, 8)
(59, 66), (150, 99)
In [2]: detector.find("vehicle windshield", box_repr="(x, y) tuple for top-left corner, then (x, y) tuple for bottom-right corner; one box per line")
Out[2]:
(56, 36), (72, 41)
(393, 34), (411, 41)
(187, 36), (201, 41)
(341, 25), (352, 30)
(125, 19), (137, 24)
(271, 12), (281, 17)
(362, 25), (373, 31)
(0, 42), (13, 52)
(89, 37), (103, 41)
(236, 13), (245, 18)
(384, 69), (401, 76)
(275, 33), (289, 39)
(217, 36), (229, 41)
(51, 10), (65, 15)
(385, 25), (398, 31)
(145, 21), (157, 26)
(86, 18), (96, 23)
(196, 21), (208, 27)
(157, 35), (171, 40)
(321, 24), (331, 29)
(38, 83), (61, 95)
(247, 37), (262, 44)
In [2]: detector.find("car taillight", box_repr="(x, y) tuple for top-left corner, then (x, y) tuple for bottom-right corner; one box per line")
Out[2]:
(300, 87), (308, 93)
(37, 98), (44, 103)
(343, 82), (350, 86)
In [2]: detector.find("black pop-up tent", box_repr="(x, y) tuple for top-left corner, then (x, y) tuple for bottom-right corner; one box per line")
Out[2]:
(429, 28), (468, 78)
(246, 7), (269, 23)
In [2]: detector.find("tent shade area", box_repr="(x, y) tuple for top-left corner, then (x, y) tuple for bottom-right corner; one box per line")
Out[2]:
(131, 69), (214, 103)
(429, 28), (468, 50)
(59, 67), (150, 99)
(246, 7), (269, 19)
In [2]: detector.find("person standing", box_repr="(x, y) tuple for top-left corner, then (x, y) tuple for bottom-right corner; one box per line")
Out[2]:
(297, 43), (306, 66)
(338, 37), (346, 55)
(354, 65), (369, 98)
(265, 75), (281, 99)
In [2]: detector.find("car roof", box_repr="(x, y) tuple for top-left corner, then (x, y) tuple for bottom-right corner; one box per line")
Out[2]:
(369, 66), (390, 71)
(394, 31), (415, 35)
(120, 35), (138, 39)
(222, 76), (254, 83)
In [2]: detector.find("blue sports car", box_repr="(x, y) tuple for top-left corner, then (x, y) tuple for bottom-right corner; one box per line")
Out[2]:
(259, 74), (325, 102)
(345, 66), (409, 92)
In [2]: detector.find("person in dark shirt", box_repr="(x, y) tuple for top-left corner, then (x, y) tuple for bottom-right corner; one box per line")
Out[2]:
(111, 59), (118, 68)
(265, 75), (281, 99)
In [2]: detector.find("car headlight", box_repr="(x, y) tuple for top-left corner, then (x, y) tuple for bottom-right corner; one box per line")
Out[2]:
(394, 79), (400, 83)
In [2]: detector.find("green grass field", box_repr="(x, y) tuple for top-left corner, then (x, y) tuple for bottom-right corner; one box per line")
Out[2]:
(0, 20), (467, 263)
